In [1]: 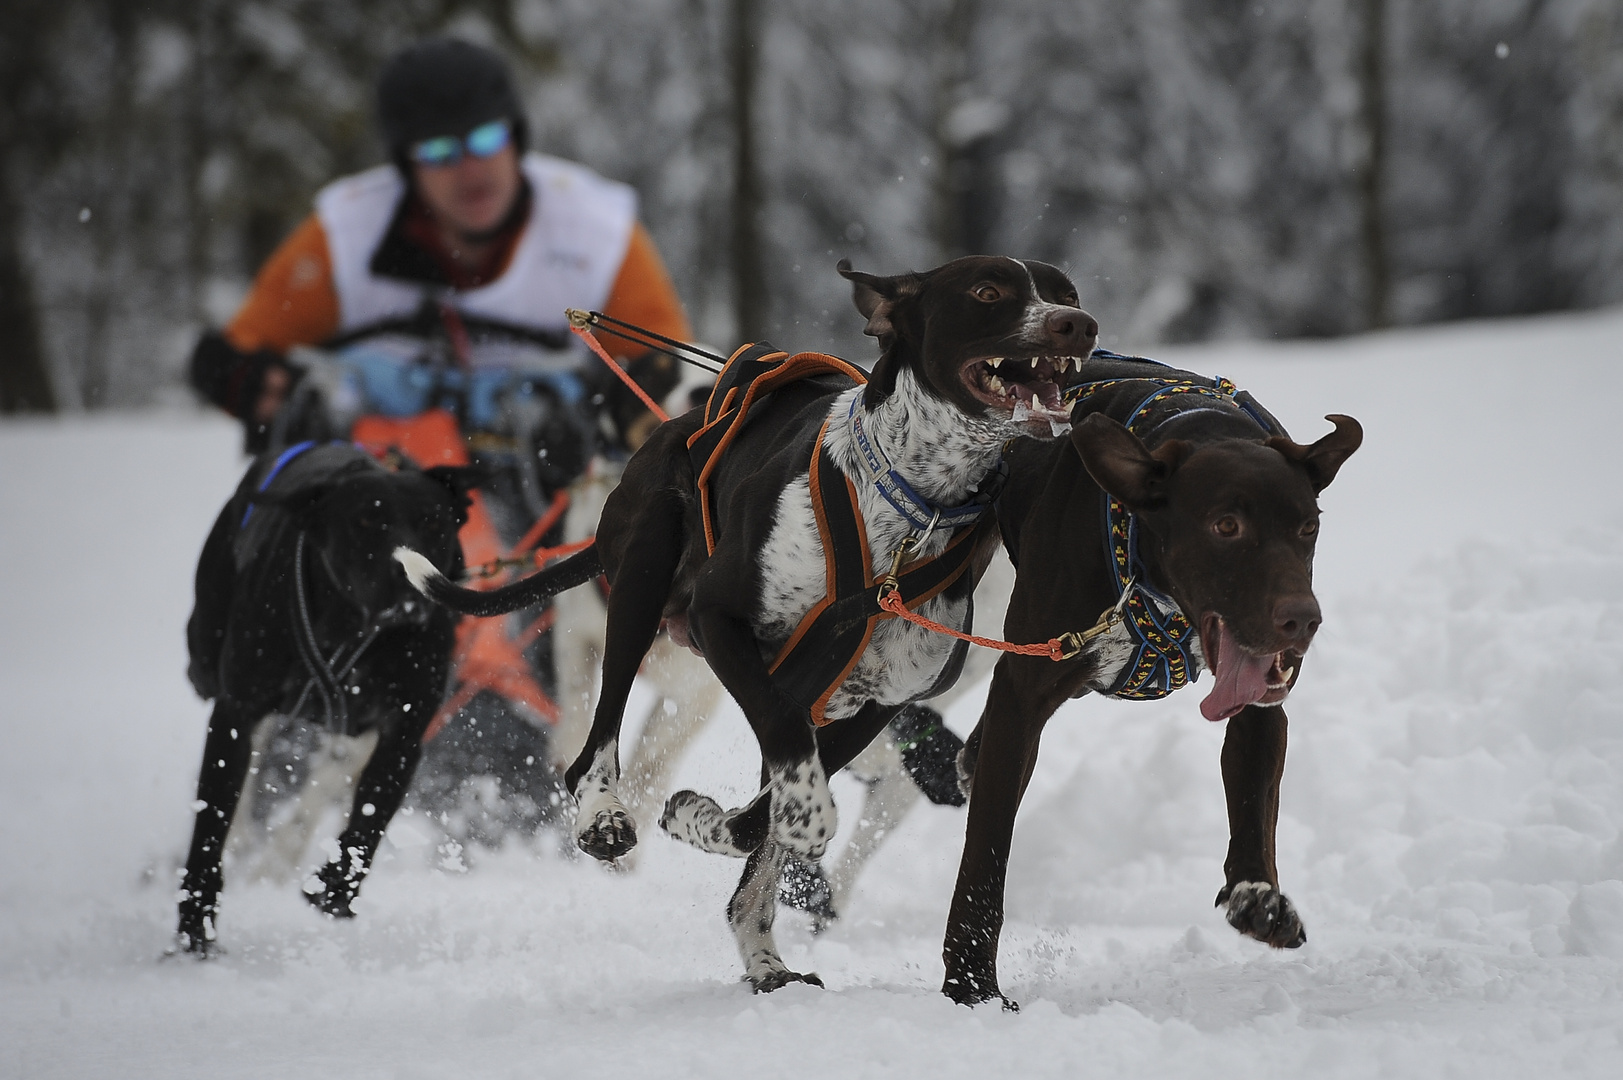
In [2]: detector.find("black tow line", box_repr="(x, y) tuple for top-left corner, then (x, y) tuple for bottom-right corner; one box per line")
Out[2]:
(567, 309), (728, 375)
(287, 530), (384, 737)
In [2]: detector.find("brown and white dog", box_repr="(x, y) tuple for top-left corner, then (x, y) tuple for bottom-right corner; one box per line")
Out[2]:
(396, 256), (1097, 989)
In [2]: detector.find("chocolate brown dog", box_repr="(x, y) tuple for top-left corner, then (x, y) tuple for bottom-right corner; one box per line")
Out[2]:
(944, 353), (1361, 1007)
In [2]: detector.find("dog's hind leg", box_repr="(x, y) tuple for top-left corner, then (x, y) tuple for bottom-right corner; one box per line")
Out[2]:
(565, 493), (685, 862)
(1215, 702), (1306, 949)
(729, 838), (822, 993)
(304, 722), (418, 918)
(175, 700), (259, 955)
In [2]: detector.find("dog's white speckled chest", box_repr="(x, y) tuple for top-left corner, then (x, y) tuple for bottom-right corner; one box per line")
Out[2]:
(754, 376), (1007, 721)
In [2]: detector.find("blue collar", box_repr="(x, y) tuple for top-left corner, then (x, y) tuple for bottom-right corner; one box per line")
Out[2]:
(846, 395), (1003, 533)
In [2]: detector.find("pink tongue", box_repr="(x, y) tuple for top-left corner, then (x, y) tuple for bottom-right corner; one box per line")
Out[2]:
(1200, 621), (1275, 721)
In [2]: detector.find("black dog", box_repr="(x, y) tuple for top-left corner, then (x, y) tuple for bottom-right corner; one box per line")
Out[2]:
(942, 353), (1361, 1006)
(396, 256), (1098, 989)
(174, 443), (474, 954)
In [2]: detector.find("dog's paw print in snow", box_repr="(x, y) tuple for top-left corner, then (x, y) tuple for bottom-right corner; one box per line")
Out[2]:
(1217, 880), (1306, 948)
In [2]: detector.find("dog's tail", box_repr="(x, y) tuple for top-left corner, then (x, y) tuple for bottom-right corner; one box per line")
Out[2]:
(393, 544), (603, 616)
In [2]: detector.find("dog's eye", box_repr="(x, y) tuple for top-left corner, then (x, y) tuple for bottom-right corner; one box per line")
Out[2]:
(1212, 516), (1242, 539)
(972, 283), (1002, 303)
(1300, 518), (1319, 538)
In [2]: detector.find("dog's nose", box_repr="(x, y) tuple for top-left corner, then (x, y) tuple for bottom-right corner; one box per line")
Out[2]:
(1045, 308), (1099, 351)
(1273, 594), (1322, 646)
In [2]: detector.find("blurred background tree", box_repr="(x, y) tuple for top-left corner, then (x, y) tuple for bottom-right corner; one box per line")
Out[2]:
(2, 0), (1620, 412)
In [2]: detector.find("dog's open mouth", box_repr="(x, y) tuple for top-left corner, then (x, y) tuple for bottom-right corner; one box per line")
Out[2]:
(1198, 614), (1298, 722)
(961, 354), (1085, 429)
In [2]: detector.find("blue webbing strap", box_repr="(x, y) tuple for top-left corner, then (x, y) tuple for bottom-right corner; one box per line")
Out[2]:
(240, 440), (317, 527)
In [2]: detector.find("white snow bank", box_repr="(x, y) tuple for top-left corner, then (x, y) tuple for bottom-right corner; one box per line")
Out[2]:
(3, 308), (1623, 1078)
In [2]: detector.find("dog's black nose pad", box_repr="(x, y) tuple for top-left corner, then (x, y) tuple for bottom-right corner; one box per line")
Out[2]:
(1046, 309), (1099, 348)
(1273, 596), (1322, 643)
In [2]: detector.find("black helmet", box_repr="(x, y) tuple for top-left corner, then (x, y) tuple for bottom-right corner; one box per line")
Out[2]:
(377, 38), (527, 162)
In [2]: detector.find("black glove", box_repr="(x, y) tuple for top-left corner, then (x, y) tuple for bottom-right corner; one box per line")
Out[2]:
(188, 331), (302, 453)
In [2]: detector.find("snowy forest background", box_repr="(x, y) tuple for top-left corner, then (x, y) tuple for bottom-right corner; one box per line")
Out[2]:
(2, 0), (1622, 413)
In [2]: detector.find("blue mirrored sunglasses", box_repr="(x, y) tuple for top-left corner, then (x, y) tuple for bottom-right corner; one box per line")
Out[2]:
(410, 119), (512, 167)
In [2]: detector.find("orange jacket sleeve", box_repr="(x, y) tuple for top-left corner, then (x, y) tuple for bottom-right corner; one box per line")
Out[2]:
(225, 214), (341, 353)
(596, 222), (692, 359)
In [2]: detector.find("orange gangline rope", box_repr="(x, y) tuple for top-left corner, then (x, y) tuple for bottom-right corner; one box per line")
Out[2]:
(878, 590), (1081, 661)
(528, 536), (595, 565)
(570, 322), (670, 423)
(509, 488), (571, 557)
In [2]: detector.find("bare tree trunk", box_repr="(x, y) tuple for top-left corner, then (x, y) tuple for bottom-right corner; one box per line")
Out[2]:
(931, 0), (986, 261)
(1357, 0), (1390, 329)
(729, 0), (766, 344)
(0, 0), (59, 413)
(0, 189), (56, 413)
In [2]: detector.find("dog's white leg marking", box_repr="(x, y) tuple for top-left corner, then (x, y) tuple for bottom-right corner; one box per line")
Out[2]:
(572, 738), (637, 860)
(770, 754), (837, 860)
(729, 840), (821, 991)
(660, 788), (755, 856)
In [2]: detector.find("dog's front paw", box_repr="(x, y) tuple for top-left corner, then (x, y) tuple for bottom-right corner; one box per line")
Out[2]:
(1216, 881), (1306, 948)
(166, 927), (221, 960)
(942, 973), (1018, 1011)
(303, 860), (360, 918)
(769, 758), (836, 860)
(575, 806), (638, 861)
(749, 967), (825, 994)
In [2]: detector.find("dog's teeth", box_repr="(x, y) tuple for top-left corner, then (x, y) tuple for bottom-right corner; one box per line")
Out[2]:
(1028, 356), (1041, 368)
(986, 357), (1003, 369)
(1280, 666), (1295, 683)
(987, 375), (1005, 393)
(1071, 356), (1083, 372)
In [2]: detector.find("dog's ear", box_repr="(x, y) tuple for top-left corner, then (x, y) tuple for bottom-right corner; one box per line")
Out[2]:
(838, 259), (924, 402)
(1070, 414), (1190, 511)
(1267, 414), (1362, 493)
(423, 464), (484, 525)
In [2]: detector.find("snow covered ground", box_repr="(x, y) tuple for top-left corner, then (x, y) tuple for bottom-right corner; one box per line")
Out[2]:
(3, 307), (1623, 1078)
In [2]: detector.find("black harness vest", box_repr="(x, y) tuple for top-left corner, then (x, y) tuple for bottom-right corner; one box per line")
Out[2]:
(687, 344), (988, 725)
